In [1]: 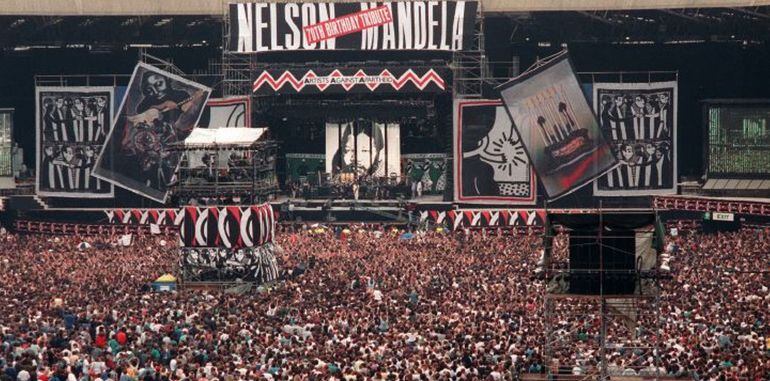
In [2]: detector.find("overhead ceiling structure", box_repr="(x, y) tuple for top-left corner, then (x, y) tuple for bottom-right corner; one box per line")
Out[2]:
(495, 6), (770, 44)
(2, 1), (770, 49)
(2, 0), (770, 16)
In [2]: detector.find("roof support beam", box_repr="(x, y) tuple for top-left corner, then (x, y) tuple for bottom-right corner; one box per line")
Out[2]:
(2, 0), (770, 16)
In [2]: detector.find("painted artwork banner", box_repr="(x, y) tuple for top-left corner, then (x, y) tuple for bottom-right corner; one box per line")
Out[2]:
(93, 63), (211, 203)
(229, 1), (477, 53)
(325, 120), (400, 177)
(453, 100), (536, 204)
(593, 82), (677, 196)
(498, 52), (617, 199)
(197, 97), (251, 128)
(35, 87), (114, 198)
(184, 97), (252, 177)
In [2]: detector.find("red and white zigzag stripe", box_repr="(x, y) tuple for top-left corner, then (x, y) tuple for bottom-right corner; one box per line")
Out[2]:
(253, 68), (446, 93)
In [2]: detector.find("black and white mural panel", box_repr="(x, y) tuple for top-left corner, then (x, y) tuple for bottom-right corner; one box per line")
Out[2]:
(593, 82), (677, 196)
(36, 87), (114, 198)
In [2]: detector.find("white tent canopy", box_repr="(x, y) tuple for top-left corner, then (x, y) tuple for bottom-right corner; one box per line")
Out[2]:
(183, 127), (267, 147)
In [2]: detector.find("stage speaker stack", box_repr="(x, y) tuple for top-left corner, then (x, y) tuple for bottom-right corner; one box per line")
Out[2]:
(548, 212), (659, 296)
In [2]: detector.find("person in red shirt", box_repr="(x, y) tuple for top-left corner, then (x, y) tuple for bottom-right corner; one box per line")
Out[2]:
(115, 330), (127, 346)
(94, 333), (107, 349)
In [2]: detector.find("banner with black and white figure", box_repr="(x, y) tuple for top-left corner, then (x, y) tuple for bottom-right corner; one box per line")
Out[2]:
(326, 120), (400, 177)
(453, 100), (536, 204)
(253, 67), (448, 95)
(36, 87), (114, 198)
(197, 97), (251, 128)
(178, 204), (276, 249)
(93, 63), (211, 203)
(593, 82), (677, 196)
(229, 1), (477, 53)
(181, 243), (280, 283)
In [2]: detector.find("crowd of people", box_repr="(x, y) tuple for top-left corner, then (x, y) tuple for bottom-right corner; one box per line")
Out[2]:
(0, 225), (767, 380)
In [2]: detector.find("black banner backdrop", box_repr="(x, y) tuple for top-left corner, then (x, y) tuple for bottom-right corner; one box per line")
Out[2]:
(229, 1), (477, 53)
(498, 52), (617, 199)
(35, 87), (114, 198)
(453, 100), (536, 204)
(593, 82), (678, 196)
(93, 63), (211, 203)
(253, 67), (449, 95)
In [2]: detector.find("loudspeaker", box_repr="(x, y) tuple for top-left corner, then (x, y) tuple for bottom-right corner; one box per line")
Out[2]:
(568, 228), (636, 295)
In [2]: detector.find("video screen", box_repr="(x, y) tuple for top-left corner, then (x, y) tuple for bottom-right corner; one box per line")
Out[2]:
(707, 103), (770, 176)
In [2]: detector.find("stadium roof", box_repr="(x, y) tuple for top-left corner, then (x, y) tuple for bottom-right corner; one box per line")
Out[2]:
(3, 0), (770, 16)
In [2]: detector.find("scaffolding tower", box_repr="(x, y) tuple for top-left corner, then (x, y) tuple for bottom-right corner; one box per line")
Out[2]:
(221, 4), (255, 98)
(542, 205), (664, 380)
(452, 4), (487, 98)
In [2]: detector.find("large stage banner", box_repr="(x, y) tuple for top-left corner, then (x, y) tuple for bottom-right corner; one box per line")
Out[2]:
(186, 97), (252, 173)
(325, 120), (400, 177)
(0, 109), (12, 185)
(453, 100), (536, 204)
(253, 67), (448, 95)
(229, 1), (477, 53)
(286, 153), (325, 181)
(35, 87), (114, 198)
(498, 52), (616, 199)
(593, 82), (678, 196)
(402, 153), (447, 194)
(93, 63), (211, 203)
(178, 204), (275, 249)
(197, 97), (251, 128)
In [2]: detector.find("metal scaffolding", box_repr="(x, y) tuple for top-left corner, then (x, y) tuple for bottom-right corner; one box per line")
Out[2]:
(542, 205), (664, 380)
(452, 4), (488, 98)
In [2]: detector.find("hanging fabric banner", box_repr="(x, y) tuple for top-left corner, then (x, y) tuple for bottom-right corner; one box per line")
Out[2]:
(197, 97), (250, 128)
(253, 67), (449, 94)
(93, 63), (211, 203)
(35, 87), (115, 198)
(325, 120), (399, 177)
(228, 1), (477, 53)
(453, 100), (536, 204)
(497, 52), (617, 199)
(592, 82), (677, 196)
